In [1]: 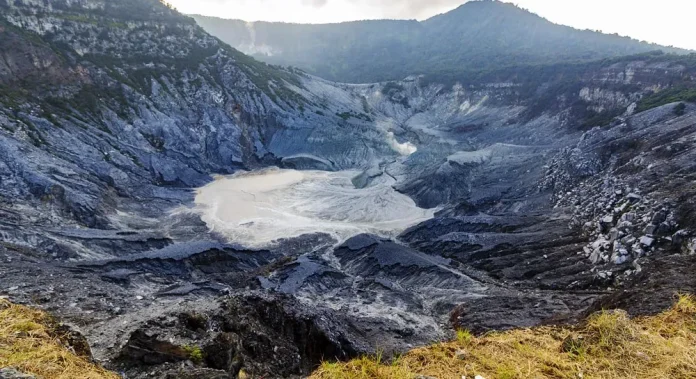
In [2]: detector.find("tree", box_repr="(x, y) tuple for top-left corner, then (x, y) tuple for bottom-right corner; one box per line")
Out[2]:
(160, 1), (176, 10)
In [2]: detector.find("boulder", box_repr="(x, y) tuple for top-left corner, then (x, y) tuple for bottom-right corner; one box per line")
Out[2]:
(589, 237), (611, 264)
(632, 243), (645, 257)
(672, 230), (690, 245)
(651, 210), (668, 225)
(620, 212), (636, 222)
(621, 236), (636, 246)
(644, 224), (657, 236)
(591, 237), (610, 251)
(656, 222), (673, 236)
(117, 330), (190, 366)
(216, 293), (362, 378)
(639, 236), (655, 248)
(617, 221), (633, 232)
(611, 242), (630, 265)
(599, 215), (615, 233)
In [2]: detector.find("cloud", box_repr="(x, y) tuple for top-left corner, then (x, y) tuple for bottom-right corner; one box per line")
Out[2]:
(358, 0), (466, 19)
(171, 0), (469, 23)
(301, 0), (329, 7)
(295, 0), (466, 19)
(284, 0), (466, 18)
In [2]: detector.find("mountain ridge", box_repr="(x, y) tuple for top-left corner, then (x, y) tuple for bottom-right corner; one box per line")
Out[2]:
(193, 0), (689, 83)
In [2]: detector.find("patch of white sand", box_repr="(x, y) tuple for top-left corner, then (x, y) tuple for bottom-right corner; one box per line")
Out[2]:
(193, 168), (435, 247)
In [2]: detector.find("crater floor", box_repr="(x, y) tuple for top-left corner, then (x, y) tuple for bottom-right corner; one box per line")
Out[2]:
(193, 168), (436, 247)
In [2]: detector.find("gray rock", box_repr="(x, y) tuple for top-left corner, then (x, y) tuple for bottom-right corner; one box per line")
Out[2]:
(0, 369), (36, 379)
(644, 224), (657, 236)
(656, 222), (673, 236)
(631, 260), (642, 273)
(673, 230), (690, 245)
(617, 220), (634, 232)
(620, 212), (636, 222)
(632, 242), (645, 257)
(640, 236), (655, 247)
(590, 249), (603, 264)
(687, 239), (696, 255)
(609, 228), (620, 243)
(613, 254), (630, 265)
(627, 193), (642, 202)
(651, 210), (668, 225)
(611, 242), (630, 265)
(621, 236), (637, 246)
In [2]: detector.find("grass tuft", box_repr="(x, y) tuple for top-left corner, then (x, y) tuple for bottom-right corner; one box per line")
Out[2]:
(183, 344), (204, 364)
(456, 329), (473, 345)
(674, 293), (696, 314)
(0, 299), (119, 379)
(311, 295), (696, 379)
(315, 355), (414, 379)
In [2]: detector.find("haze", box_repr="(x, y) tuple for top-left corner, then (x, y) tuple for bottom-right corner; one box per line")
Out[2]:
(169, 0), (695, 50)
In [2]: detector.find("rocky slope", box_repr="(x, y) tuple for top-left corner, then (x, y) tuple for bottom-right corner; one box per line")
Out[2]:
(0, 0), (406, 257)
(1, 0), (696, 378)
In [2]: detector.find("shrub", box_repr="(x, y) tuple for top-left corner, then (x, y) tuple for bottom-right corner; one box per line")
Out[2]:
(183, 345), (204, 364)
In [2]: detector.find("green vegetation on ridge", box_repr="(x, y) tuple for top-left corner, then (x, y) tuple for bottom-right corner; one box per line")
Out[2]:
(637, 87), (696, 113)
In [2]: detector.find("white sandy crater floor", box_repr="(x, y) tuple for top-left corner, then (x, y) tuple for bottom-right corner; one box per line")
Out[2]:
(193, 168), (435, 247)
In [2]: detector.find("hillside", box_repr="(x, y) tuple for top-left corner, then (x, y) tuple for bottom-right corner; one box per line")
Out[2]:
(311, 295), (696, 379)
(193, 0), (687, 83)
(3, 295), (695, 378)
(0, 299), (119, 379)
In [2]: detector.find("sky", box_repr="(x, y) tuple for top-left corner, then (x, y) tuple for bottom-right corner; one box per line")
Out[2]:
(167, 0), (695, 50)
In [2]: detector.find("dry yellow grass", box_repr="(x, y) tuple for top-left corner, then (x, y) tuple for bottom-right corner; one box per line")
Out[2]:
(0, 299), (119, 379)
(312, 295), (696, 379)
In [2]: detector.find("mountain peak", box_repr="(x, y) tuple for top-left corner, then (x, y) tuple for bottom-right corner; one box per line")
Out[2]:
(425, 0), (542, 24)
(455, 0), (511, 9)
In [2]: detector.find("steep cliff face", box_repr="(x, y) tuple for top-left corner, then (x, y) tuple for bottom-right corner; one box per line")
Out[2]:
(0, 0), (406, 238)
